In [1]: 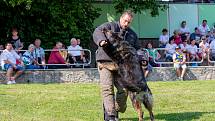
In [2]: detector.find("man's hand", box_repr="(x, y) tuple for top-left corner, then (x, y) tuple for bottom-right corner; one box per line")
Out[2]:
(99, 40), (108, 47)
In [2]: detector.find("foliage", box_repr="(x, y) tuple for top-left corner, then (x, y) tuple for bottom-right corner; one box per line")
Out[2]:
(0, 80), (215, 120)
(0, 0), (100, 49)
(113, 0), (167, 16)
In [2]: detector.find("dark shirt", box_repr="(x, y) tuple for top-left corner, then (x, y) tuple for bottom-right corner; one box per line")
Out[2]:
(9, 37), (22, 50)
(93, 21), (140, 61)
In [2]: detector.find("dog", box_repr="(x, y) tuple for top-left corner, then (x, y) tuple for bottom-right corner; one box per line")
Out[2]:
(102, 28), (154, 121)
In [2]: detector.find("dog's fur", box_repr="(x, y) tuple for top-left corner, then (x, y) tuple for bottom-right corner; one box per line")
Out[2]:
(102, 29), (154, 121)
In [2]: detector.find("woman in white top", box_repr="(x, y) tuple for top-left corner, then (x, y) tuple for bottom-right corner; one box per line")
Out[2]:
(165, 37), (177, 61)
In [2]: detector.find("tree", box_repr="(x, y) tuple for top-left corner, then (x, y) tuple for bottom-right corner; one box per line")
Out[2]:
(0, 0), (100, 49)
(113, 0), (167, 16)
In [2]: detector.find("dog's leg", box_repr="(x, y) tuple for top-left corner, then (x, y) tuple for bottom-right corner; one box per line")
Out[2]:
(142, 92), (154, 121)
(129, 92), (144, 121)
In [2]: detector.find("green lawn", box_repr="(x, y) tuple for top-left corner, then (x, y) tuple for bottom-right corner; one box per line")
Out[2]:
(0, 80), (215, 121)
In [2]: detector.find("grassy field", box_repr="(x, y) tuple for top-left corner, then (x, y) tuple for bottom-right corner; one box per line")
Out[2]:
(0, 80), (215, 121)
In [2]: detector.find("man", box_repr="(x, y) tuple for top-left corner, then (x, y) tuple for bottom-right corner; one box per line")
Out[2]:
(93, 10), (140, 121)
(198, 20), (210, 36)
(33, 39), (46, 69)
(172, 46), (187, 81)
(1, 42), (24, 84)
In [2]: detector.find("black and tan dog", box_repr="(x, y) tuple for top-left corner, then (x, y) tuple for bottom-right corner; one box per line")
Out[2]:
(102, 29), (154, 121)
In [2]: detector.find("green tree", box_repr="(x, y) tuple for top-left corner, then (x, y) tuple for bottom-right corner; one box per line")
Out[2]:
(0, 0), (100, 49)
(113, 0), (166, 16)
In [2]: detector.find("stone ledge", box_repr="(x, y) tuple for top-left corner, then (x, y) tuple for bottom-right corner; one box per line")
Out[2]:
(0, 67), (215, 84)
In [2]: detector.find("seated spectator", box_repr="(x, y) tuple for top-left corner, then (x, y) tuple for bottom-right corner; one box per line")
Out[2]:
(146, 42), (161, 67)
(188, 39), (200, 62)
(171, 29), (182, 45)
(1, 42), (24, 84)
(33, 39), (46, 69)
(210, 39), (215, 61)
(59, 44), (68, 61)
(199, 36), (210, 60)
(48, 42), (69, 69)
(208, 29), (215, 44)
(68, 38), (86, 64)
(22, 44), (40, 69)
(159, 28), (169, 48)
(179, 37), (190, 61)
(8, 27), (24, 51)
(198, 19), (210, 36)
(173, 46), (187, 81)
(190, 27), (202, 45)
(165, 37), (177, 62)
(179, 21), (190, 37)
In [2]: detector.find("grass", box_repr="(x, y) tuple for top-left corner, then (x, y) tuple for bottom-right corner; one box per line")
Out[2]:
(0, 80), (215, 121)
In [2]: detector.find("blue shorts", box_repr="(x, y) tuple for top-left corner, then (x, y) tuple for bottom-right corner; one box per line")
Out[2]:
(3, 64), (24, 71)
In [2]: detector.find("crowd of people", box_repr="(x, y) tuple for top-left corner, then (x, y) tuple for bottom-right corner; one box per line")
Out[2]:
(0, 28), (88, 84)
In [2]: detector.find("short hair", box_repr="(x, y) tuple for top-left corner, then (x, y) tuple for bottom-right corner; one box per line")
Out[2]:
(169, 36), (174, 43)
(194, 27), (198, 31)
(11, 27), (18, 32)
(162, 28), (168, 33)
(181, 21), (186, 25)
(56, 41), (62, 45)
(5, 42), (12, 47)
(70, 38), (77, 43)
(28, 44), (35, 49)
(34, 38), (41, 42)
(203, 19), (207, 23)
(121, 10), (134, 18)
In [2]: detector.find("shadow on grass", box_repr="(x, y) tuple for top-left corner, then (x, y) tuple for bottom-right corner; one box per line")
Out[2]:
(120, 112), (215, 121)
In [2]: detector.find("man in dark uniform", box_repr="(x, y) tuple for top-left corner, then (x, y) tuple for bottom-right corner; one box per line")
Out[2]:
(93, 10), (140, 121)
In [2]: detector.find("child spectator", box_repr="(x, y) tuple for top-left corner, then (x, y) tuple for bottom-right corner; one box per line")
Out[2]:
(188, 39), (200, 62)
(179, 37), (190, 61)
(198, 19), (210, 36)
(8, 27), (24, 51)
(173, 46), (187, 81)
(146, 42), (161, 67)
(199, 36), (210, 65)
(171, 29), (182, 45)
(22, 44), (40, 69)
(165, 37), (177, 62)
(1, 42), (24, 84)
(159, 28), (169, 48)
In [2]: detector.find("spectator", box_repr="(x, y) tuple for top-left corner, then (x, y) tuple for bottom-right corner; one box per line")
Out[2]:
(68, 38), (86, 64)
(171, 29), (182, 45)
(22, 44), (40, 69)
(208, 29), (215, 44)
(179, 21), (190, 36)
(210, 39), (215, 61)
(190, 27), (202, 44)
(188, 39), (200, 62)
(179, 37), (190, 61)
(173, 46), (187, 81)
(198, 19), (210, 36)
(59, 44), (68, 62)
(199, 36), (210, 59)
(159, 28), (169, 48)
(139, 55), (152, 78)
(8, 27), (24, 50)
(1, 42), (24, 84)
(165, 37), (177, 62)
(146, 42), (161, 67)
(33, 39), (46, 69)
(48, 42), (68, 69)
